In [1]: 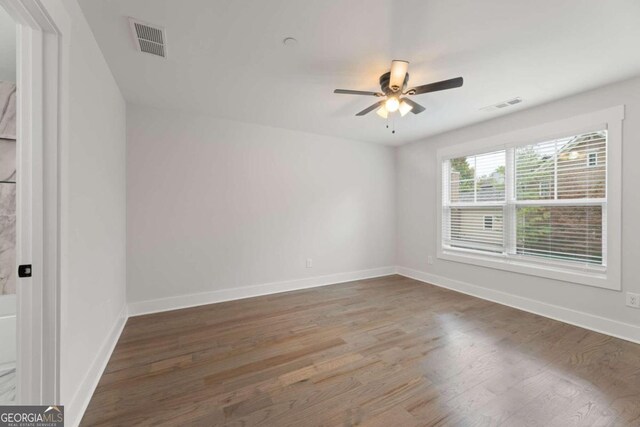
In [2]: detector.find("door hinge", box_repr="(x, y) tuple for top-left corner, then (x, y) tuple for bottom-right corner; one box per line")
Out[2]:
(18, 264), (32, 278)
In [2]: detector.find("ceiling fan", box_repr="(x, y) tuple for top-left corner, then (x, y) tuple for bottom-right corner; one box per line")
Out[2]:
(334, 60), (463, 118)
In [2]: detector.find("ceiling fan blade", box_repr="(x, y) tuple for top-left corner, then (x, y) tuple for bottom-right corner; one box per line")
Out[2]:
(334, 89), (382, 96)
(402, 98), (426, 114)
(389, 60), (409, 92)
(356, 101), (385, 116)
(410, 77), (463, 95)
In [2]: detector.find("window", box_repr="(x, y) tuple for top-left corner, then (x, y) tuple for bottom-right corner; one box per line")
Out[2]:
(538, 182), (551, 197)
(483, 215), (494, 230)
(443, 130), (606, 264)
(438, 106), (623, 290)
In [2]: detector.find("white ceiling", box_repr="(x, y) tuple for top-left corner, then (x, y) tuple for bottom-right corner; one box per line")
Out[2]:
(0, 7), (16, 82)
(79, 0), (640, 145)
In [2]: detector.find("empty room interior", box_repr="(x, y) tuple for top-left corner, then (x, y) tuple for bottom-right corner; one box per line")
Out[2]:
(1, 0), (640, 426)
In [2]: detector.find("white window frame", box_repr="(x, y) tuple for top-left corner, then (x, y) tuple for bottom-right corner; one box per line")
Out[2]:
(437, 106), (623, 291)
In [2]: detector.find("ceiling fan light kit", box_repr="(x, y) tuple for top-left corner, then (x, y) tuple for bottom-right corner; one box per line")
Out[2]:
(385, 97), (400, 112)
(376, 107), (388, 119)
(334, 59), (463, 124)
(398, 100), (413, 116)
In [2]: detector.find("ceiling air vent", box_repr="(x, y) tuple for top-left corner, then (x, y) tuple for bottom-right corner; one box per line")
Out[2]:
(129, 18), (167, 58)
(480, 97), (523, 112)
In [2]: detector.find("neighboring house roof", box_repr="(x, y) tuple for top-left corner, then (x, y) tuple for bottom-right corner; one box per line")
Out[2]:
(530, 131), (606, 175)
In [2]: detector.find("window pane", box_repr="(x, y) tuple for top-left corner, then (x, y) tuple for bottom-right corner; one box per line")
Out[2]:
(483, 215), (494, 230)
(516, 205), (602, 265)
(476, 151), (505, 201)
(446, 207), (504, 253)
(449, 150), (505, 202)
(516, 142), (556, 200)
(556, 132), (606, 199)
(449, 157), (475, 202)
(516, 131), (607, 201)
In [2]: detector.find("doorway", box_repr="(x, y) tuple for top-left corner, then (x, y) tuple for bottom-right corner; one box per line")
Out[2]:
(0, 0), (68, 406)
(0, 4), (17, 403)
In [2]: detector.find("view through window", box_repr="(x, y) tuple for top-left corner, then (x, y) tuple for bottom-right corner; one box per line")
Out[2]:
(442, 130), (607, 268)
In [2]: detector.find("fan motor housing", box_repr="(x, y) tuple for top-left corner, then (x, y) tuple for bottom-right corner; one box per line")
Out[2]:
(379, 71), (409, 94)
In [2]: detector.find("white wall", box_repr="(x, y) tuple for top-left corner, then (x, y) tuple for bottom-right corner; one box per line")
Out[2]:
(127, 104), (395, 306)
(57, 0), (126, 422)
(396, 75), (640, 331)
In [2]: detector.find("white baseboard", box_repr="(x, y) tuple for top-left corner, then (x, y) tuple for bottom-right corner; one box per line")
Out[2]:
(396, 266), (640, 345)
(66, 305), (128, 427)
(127, 266), (397, 317)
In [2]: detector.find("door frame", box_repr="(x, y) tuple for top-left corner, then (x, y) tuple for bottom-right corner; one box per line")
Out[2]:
(0, 0), (68, 404)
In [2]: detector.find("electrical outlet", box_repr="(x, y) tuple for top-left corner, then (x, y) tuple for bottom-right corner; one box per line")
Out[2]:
(627, 292), (640, 308)
(427, 256), (434, 265)
(306, 258), (313, 268)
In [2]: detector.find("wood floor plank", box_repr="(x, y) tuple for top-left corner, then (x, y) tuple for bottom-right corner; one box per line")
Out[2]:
(80, 275), (640, 426)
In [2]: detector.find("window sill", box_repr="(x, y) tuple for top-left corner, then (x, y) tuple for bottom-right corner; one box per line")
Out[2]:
(438, 248), (620, 291)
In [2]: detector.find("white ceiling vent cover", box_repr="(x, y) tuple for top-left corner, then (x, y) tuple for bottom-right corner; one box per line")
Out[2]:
(129, 18), (167, 58)
(480, 97), (523, 112)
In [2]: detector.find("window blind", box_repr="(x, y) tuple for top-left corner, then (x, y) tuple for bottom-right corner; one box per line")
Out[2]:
(443, 150), (506, 253)
(442, 130), (607, 268)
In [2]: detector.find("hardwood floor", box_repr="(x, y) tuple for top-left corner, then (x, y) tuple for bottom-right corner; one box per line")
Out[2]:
(81, 275), (640, 426)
